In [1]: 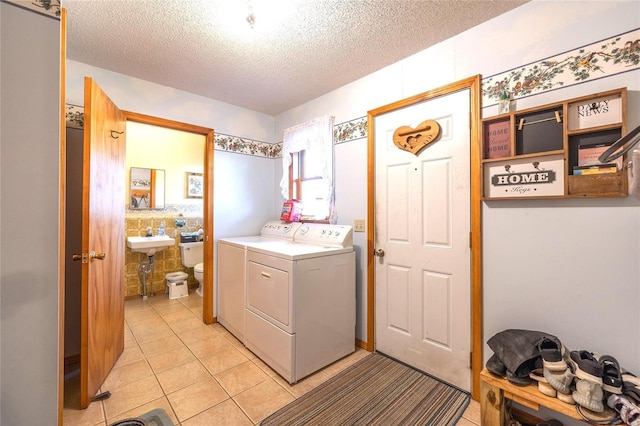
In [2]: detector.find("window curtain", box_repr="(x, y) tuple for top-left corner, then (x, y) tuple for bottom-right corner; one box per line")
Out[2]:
(280, 115), (335, 219)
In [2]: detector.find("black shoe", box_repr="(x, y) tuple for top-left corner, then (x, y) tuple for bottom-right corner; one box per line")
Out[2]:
(569, 350), (603, 385)
(538, 337), (567, 372)
(598, 355), (623, 394)
(486, 353), (506, 376)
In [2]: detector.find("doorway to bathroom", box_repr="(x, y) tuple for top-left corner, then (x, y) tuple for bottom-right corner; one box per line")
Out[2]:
(122, 113), (214, 319)
(63, 78), (214, 409)
(124, 120), (207, 301)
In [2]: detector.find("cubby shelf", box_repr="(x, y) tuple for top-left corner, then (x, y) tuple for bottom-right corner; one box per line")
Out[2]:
(482, 87), (628, 200)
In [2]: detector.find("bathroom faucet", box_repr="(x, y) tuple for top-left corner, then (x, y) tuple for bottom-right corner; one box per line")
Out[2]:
(145, 226), (153, 237)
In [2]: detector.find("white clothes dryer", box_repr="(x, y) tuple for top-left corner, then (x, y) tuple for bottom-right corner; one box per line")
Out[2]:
(217, 221), (301, 343)
(244, 223), (356, 384)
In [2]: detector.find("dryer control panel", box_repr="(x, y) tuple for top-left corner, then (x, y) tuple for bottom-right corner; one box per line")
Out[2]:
(294, 224), (353, 248)
(260, 221), (302, 239)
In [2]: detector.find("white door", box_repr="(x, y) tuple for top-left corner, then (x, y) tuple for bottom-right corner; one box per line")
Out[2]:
(374, 89), (471, 391)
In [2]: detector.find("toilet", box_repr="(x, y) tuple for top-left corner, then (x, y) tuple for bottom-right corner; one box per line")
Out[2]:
(193, 263), (204, 297)
(178, 241), (204, 297)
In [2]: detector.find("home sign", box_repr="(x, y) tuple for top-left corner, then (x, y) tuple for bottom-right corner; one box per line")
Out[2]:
(484, 154), (565, 198)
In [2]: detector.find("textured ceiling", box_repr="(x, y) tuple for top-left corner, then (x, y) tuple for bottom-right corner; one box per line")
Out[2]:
(64, 0), (528, 116)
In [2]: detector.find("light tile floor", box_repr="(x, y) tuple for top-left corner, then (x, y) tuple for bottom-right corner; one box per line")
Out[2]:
(64, 291), (481, 425)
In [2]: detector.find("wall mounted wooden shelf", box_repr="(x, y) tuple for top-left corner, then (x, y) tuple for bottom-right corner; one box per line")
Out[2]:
(482, 88), (628, 200)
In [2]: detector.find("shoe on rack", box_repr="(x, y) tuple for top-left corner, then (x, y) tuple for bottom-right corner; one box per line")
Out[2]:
(507, 369), (532, 386)
(597, 355), (623, 394)
(544, 363), (574, 395)
(557, 390), (575, 405)
(486, 353), (507, 377)
(576, 405), (618, 425)
(539, 337), (567, 372)
(607, 394), (640, 426)
(572, 378), (604, 412)
(530, 368), (557, 397)
(623, 372), (640, 403)
(569, 350), (604, 385)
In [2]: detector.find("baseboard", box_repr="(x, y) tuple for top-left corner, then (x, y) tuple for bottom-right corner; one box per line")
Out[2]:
(356, 338), (370, 350)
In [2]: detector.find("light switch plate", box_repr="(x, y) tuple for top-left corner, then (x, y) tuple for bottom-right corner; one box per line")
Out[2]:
(354, 219), (365, 232)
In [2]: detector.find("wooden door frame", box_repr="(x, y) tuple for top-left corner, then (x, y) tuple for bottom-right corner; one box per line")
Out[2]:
(366, 75), (483, 400)
(124, 111), (215, 324)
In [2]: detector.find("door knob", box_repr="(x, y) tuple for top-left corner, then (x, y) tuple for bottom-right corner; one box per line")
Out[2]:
(90, 251), (106, 261)
(373, 248), (385, 257)
(72, 252), (106, 262)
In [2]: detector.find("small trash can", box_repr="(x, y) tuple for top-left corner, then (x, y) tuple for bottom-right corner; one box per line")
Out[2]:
(165, 271), (189, 299)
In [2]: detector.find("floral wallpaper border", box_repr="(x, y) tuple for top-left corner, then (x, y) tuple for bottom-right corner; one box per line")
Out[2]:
(2, 0), (60, 19)
(65, 105), (367, 159)
(64, 26), (639, 154)
(334, 117), (367, 145)
(215, 134), (281, 158)
(482, 27), (640, 107)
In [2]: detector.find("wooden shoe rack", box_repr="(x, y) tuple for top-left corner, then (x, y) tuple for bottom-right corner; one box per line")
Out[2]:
(480, 368), (587, 424)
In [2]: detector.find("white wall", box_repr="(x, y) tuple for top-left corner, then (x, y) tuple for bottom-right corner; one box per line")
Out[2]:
(1, 3), (61, 423)
(126, 121), (205, 207)
(275, 4), (640, 423)
(66, 60), (276, 143)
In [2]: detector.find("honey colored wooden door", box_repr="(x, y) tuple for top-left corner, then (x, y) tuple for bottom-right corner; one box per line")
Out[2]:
(80, 77), (126, 408)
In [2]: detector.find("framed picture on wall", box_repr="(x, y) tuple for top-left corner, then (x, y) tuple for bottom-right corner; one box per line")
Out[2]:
(185, 172), (203, 198)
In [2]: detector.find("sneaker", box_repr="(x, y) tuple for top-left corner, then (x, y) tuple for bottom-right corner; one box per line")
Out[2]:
(569, 350), (604, 385)
(557, 391), (575, 405)
(530, 368), (557, 397)
(572, 378), (604, 412)
(539, 337), (567, 372)
(607, 394), (640, 426)
(544, 363), (574, 395)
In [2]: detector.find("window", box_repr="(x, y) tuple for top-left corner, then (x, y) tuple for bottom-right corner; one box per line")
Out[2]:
(289, 147), (329, 219)
(280, 116), (334, 221)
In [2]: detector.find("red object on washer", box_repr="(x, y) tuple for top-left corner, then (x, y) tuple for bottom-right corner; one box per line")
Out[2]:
(280, 199), (302, 222)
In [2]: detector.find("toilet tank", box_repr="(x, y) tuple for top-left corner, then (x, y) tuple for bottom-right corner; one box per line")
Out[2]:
(178, 241), (203, 267)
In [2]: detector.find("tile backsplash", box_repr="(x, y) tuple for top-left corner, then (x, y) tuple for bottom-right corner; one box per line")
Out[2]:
(125, 211), (203, 298)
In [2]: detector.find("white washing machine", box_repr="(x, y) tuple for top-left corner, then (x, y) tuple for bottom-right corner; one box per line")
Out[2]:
(217, 221), (301, 343)
(244, 223), (356, 384)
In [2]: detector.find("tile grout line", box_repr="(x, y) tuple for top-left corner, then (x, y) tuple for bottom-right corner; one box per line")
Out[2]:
(135, 298), (201, 425)
(127, 296), (251, 425)
(124, 299), (183, 425)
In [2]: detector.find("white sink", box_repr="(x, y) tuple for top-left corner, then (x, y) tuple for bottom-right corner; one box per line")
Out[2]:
(126, 235), (175, 256)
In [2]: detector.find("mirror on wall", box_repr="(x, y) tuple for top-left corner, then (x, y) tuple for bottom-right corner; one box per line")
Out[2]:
(130, 167), (165, 209)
